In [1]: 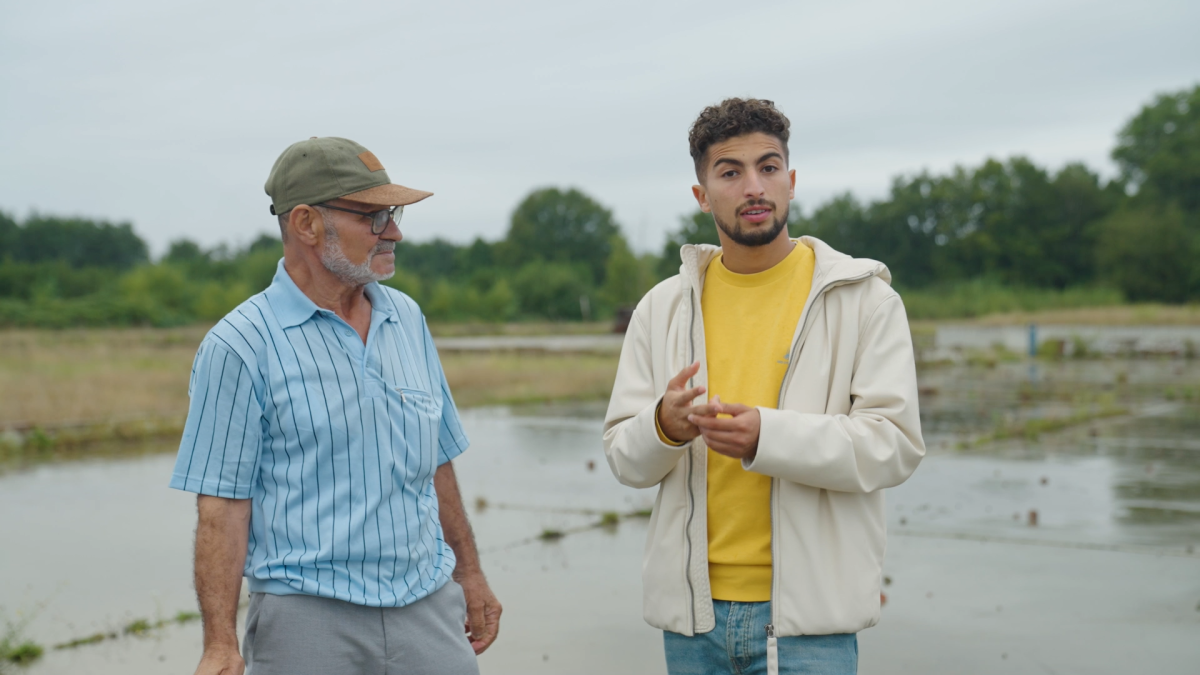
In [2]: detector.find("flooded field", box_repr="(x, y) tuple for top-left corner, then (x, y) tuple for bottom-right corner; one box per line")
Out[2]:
(1, 359), (1198, 674)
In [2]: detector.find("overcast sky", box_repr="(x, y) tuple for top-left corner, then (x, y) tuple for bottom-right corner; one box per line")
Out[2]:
(2, 0), (1198, 256)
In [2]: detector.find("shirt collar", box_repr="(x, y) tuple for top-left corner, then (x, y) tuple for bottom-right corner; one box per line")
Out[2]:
(264, 258), (401, 328)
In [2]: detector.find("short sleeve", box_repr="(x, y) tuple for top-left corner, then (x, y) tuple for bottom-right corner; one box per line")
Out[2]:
(421, 319), (469, 465)
(169, 339), (264, 498)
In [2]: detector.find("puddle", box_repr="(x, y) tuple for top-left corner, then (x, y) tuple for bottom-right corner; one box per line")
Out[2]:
(2, 361), (1198, 674)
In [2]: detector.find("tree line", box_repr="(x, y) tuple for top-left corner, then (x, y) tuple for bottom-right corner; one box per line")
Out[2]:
(0, 84), (1196, 327)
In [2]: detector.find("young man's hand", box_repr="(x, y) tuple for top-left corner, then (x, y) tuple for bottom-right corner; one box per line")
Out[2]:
(688, 395), (761, 461)
(657, 361), (706, 443)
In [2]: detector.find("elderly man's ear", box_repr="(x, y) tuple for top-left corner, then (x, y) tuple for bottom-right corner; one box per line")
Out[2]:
(288, 206), (325, 246)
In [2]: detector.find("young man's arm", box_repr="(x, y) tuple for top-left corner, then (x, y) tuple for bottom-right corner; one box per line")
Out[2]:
(192, 495), (251, 675)
(435, 462), (501, 655)
(603, 304), (701, 488)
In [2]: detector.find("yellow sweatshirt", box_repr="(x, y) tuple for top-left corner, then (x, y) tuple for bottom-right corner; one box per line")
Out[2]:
(702, 242), (814, 601)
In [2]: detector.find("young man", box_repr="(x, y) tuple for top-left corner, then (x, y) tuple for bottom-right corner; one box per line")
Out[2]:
(603, 99), (925, 675)
(170, 137), (500, 675)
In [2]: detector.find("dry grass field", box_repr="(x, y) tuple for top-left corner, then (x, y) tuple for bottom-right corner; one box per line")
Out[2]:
(938, 303), (1200, 327)
(0, 327), (206, 428)
(441, 352), (617, 408)
(0, 327), (618, 430)
(5, 303), (1193, 429)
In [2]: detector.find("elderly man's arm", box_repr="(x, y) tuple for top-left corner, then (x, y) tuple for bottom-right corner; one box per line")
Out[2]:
(434, 462), (501, 655)
(193, 495), (251, 675)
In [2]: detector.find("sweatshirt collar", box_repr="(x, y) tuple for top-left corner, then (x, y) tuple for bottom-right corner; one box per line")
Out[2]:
(678, 235), (890, 292)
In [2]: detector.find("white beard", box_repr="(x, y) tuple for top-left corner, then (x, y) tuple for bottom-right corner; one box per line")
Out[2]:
(320, 223), (395, 286)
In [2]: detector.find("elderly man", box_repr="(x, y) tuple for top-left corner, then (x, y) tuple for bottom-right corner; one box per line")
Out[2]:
(170, 137), (499, 675)
(603, 99), (924, 675)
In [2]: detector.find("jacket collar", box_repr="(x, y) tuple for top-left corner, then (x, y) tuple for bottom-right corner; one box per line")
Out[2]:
(264, 258), (399, 329)
(677, 235), (890, 292)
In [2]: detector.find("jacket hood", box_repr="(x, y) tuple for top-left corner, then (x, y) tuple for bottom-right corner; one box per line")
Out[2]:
(677, 236), (891, 292)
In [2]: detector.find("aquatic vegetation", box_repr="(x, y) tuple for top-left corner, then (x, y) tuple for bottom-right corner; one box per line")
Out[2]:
(0, 609), (43, 672)
(538, 529), (565, 541)
(599, 512), (621, 528)
(122, 619), (151, 636)
(51, 610), (204, 652)
(1, 641), (42, 667)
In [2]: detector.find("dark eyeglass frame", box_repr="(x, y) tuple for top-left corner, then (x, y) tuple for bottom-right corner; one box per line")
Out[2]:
(316, 203), (403, 235)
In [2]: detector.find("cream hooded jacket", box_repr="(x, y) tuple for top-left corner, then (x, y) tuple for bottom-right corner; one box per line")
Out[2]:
(603, 236), (925, 641)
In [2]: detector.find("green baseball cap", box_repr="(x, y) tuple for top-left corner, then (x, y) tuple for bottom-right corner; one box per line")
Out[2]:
(265, 137), (433, 215)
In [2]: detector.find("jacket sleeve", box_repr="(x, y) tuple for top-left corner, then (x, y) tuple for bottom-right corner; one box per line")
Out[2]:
(743, 294), (925, 493)
(602, 307), (690, 489)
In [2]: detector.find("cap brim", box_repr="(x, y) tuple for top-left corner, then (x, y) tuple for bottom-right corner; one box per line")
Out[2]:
(342, 183), (433, 207)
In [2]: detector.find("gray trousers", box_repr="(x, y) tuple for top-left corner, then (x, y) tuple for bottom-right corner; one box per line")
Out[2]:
(243, 580), (479, 675)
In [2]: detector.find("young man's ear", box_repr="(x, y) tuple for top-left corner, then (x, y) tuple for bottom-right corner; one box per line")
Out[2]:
(692, 184), (712, 214)
(289, 205), (325, 246)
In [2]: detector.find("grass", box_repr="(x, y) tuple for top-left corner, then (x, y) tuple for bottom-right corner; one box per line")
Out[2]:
(0, 327), (203, 428)
(1, 306), (1192, 464)
(441, 352), (617, 408)
(0, 328), (617, 429)
(965, 303), (1200, 326)
(428, 321), (613, 337)
(0, 327), (619, 465)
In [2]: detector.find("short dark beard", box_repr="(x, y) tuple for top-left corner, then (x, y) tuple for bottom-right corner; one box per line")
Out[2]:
(712, 199), (789, 247)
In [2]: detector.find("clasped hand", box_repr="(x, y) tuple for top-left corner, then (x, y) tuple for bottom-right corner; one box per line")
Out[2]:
(657, 361), (760, 461)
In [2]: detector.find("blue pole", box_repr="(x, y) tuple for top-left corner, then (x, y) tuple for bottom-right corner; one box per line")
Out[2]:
(1028, 323), (1038, 358)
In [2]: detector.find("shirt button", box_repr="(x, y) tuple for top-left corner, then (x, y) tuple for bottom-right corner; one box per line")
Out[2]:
(344, 330), (354, 337)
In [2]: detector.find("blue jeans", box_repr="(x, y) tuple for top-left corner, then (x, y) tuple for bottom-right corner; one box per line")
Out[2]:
(663, 601), (857, 675)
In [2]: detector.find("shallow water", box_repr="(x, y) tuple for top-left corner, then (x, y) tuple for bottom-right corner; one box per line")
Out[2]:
(1, 360), (1198, 674)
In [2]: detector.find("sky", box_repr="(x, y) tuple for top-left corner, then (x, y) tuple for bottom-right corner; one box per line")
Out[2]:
(1, 0), (1198, 257)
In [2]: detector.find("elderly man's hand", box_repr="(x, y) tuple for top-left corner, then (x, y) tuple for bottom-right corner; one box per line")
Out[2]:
(688, 396), (761, 461)
(457, 571), (502, 655)
(194, 645), (245, 675)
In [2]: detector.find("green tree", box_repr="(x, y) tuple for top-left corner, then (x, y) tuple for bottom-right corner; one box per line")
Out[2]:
(13, 216), (148, 269)
(1095, 205), (1197, 302)
(600, 235), (655, 309)
(504, 188), (620, 285)
(457, 237), (495, 271)
(164, 239), (206, 264)
(0, 211), (17, 261)
(1113, 84), (1200, 213)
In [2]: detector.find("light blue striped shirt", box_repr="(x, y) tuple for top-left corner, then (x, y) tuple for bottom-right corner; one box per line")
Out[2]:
(169, 260), (468, 607)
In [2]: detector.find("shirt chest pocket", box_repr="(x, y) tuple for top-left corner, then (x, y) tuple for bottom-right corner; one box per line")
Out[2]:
(392, 386), (442, 432)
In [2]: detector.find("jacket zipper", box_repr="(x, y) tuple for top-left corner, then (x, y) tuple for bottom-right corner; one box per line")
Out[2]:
(766, 266), (880, 640)
(684, 288), (697, 635)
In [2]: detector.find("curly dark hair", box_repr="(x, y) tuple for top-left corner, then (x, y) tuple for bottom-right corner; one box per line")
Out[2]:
(688, 98), (791, 181)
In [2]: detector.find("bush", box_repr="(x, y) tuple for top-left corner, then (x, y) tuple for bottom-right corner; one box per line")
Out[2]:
(511, 261), (593, 320)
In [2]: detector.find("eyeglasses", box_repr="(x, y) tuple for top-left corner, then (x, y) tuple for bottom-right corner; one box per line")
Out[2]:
(315, 203), (403, 235)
